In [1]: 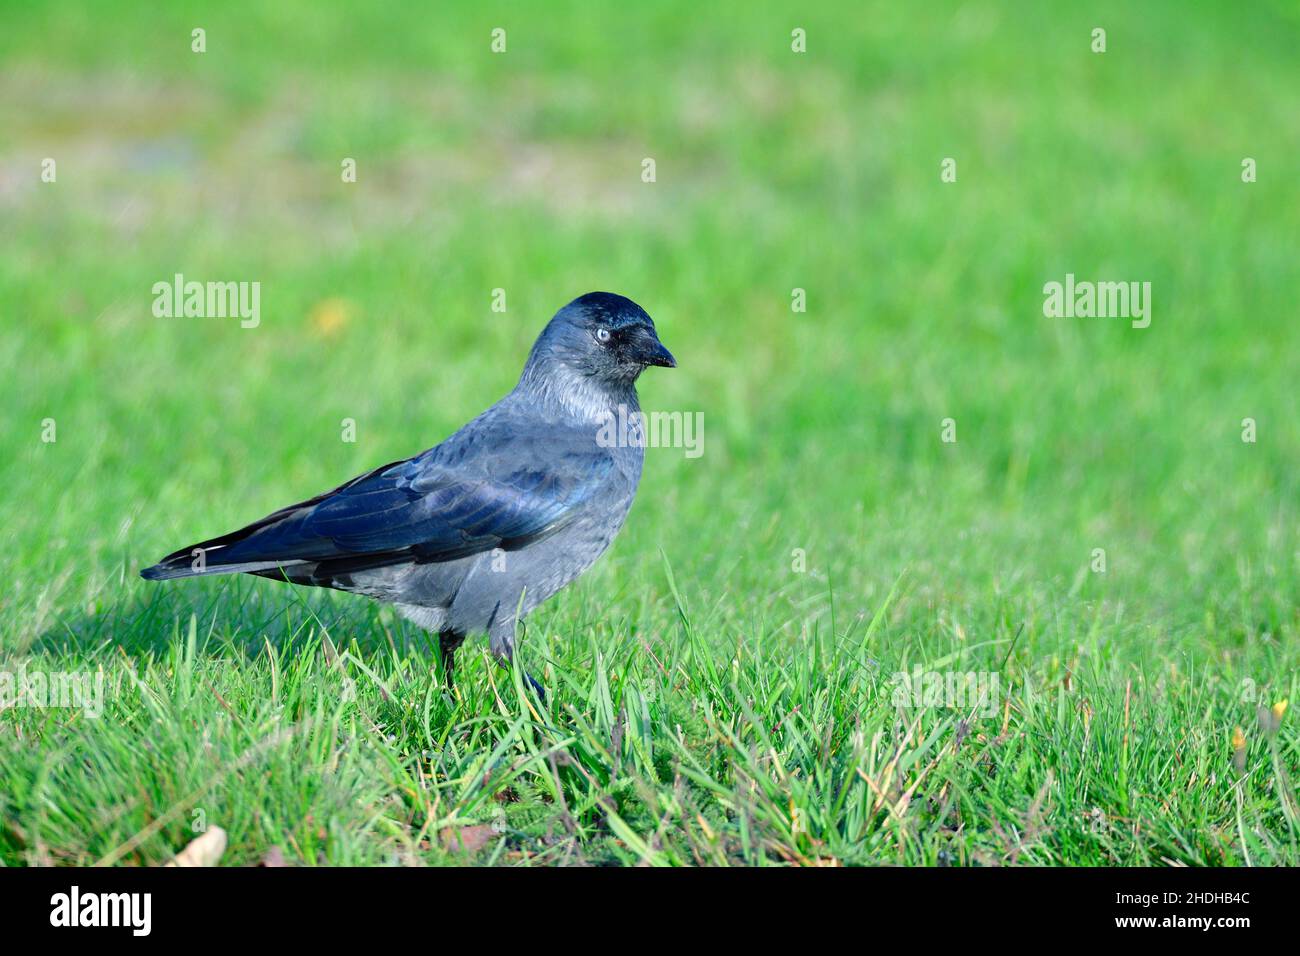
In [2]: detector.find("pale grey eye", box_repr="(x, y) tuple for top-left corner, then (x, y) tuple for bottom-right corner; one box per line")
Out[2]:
(595, 327), (611, 343)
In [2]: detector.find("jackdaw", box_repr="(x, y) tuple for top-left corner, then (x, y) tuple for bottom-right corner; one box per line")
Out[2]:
(141, 292), (676, 697)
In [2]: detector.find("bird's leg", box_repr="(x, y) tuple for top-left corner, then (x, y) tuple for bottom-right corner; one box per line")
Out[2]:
(523, 672), (547, 703)
(489, 621), (546, 703)
(438, 630), (466, 690)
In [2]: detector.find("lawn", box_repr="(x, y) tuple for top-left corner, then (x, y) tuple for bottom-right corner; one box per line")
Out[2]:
(1, 1), (1297, 866)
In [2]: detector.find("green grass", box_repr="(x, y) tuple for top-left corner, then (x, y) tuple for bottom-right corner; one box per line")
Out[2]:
(1, 0), (1298, 866)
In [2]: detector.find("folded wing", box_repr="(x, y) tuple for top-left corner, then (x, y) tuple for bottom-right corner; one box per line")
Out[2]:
(141, 421), (613, 580)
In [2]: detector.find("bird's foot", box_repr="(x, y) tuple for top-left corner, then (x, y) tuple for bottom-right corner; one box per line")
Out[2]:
(524, 672), (547, 704)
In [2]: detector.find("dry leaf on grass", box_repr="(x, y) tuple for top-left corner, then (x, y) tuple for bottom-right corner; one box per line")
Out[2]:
(440, 825), (499, 854)
(164, 826), (227, 867)
(259, 846), (289, 867)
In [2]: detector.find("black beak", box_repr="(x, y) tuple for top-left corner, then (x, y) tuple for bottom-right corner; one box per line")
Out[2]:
(634, 329), (676, 368)
(623, 323), (676, 369)
(645, 340), (676, 368)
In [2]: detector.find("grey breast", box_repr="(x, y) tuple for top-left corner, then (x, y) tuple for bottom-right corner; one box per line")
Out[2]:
(440, 438), (643, 635)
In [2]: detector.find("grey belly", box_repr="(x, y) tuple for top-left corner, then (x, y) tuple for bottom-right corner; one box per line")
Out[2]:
(349, 506), (628, 637)
(445, 510), (624, 634)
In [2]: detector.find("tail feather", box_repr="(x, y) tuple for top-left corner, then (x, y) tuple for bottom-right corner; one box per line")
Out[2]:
(140, 458), (410, 583)
(139, 553), (303, 581)
(140, 509), (314, 581)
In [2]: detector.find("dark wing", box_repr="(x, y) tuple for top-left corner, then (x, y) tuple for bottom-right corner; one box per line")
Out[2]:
(141, 420), (614, 580)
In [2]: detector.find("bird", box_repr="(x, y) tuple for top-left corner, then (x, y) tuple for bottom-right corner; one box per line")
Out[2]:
(141, 291), (676, 699)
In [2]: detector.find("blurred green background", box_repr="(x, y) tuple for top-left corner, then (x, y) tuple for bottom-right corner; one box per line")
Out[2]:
(0, 2), (1297, 865)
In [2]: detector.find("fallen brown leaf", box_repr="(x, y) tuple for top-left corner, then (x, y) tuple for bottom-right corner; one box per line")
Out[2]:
(440, 824), (499, 854)
(259, 846), (289, 867)
(164, 826), (227, 867)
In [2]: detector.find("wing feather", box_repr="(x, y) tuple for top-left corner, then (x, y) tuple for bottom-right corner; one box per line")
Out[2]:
(141, 418), (613, 580)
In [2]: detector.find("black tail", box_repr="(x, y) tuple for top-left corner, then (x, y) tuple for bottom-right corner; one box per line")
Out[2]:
(140, 457), (412, 583)
(139, 499), (322, 581)
(139, 455), (410, 582)
(139, 539), (302, 581)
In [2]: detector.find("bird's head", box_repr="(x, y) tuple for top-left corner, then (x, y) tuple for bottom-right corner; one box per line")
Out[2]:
(524, 292), (675, 388)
